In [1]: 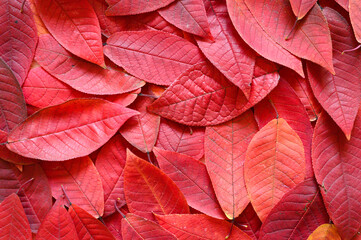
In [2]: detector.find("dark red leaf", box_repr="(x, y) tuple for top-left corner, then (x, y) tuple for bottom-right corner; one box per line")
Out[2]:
(235, 204), (262, 240)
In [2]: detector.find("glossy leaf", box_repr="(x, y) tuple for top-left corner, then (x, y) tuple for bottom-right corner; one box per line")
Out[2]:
(122, 213), (176, 240)
(35, 34), (145, 95)
(158, 0), (212, 38)
(0, 193), (31, 240)
(245, 118), (306, 222)
(350, 0), (361, 42)
(235, 204), (262, 240)
(155, 118), (205, 160)
(7, 98), (138, 161)
(69, 204), (115, 240)
(156, 214), (252, 240)
(35, 199), (78, 240)
(35, 0), (105, 66)
(0, 0), (37, 85)
(0, 58), (26, 133)
(259, 179), (329, 239)
(313, 110), (361, 240)
(149, 62), (279, 126)
(124, 150), (189, 221)
(41, 157), (104, 218)
(105, 0), (176, 16)
(104, 30), (204, 85)
(205, 110), (258, 219)
(289, 0), (317, 19)
(307, 224), (342, 240)
(154, 147), (224, 219)
(308, 7), (361, 139)
(196, 0), (256, 98)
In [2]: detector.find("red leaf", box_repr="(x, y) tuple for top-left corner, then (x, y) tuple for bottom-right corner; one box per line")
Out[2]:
(0, 58), (26, 133)
(35, 199), (78, 240)
(307, 7), (361, 139)
(122, 213), (176, 239)
(23, 67), (89, 108)
(259, 179), (329, 239)
(158, 0), (212, 38)
(0, 161), (52, 232)
(7, 98), (138, 161)
(235, 204), (262, 240)
(350, 0), (361, 42)
(35, 34), (145, 95)
(226, 0), (304, 77)
(312, 110), (361, 240)
(148, 62), (279, 126)
(154, 147), (225, 219)
(104, 30), (204, 85)
(105, 0), (176, 16)
(205, 110), (258, 219)
(124, 150), (189, 221)
(289, 0), (317, 19)
(95, 135), (126, 217)
(0, 193), (31, 240)
(335, 0), (349, 11)
(155, 119), (204, 160)
(41, 157), (104, 218)
(35, 0), (105, 67)
(196, 0), (256, 98)
(156, 214), (252, 240)
(69, 204), (115, 240)
(0, 0), (37, 85)
(104, 88), (141, 107)
(0, 130), (34, 165)
(245, 118), (306, 222)
(103, 213), (123, 240)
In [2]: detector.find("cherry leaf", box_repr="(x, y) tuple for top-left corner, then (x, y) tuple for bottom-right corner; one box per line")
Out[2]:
(307, 224), (342, 240)
(289, 0), (317, 20)
(105, 0), (176, 16)
(350, 0), (361, 43)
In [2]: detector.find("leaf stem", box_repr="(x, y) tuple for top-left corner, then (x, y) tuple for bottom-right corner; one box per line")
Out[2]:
(285, 19), (299, 40)
(16, 178), (34, 194)
(342, 44), (361, 54)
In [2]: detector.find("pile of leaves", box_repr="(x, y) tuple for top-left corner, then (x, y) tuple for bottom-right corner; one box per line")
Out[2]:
(0, 0), (360, 239)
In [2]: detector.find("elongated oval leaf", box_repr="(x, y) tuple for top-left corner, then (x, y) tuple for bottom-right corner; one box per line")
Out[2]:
(35, 0), (105, 66)
(350, 0), (361, 42)
(0, 58), (26, 133)
(245, 118), (306, 222)
(307, 7), (361, 139)
(35, 34), (145, 95)
(149, 62), (279, 126)
(0, 193), (31, 240)
(7, 98), (138, 161)
(313, 110), (361, 240)
(41, 157), (104, 218)
(124, 150), (189, 221)
(289, 0), (317, 19)
(0, 0), (37, 85)
(196, 0), (256, 98)
(154, 147), (225, 219)
(104, 30), (205, 85)
(205, 110), (258, 219)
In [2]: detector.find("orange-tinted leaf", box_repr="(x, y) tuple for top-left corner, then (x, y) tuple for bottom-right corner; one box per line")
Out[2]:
(308, 7), (361, 139)
(0, 130), (34, 165)
(28, 0), (48, 36)
(156, 214), (252, 240)
(245, 118), (306, 222)
(313, 110), (361, 240)
(69, 204), (115, 240)
(158, 0), (212, 38)
(96, 135), (126, 217)
(205, 110), (258, 219)
(122, 213), (176, 240)
(35, 0), (104, 66)
(0, 193), (31, 240)
(149, 62), (279, 126)
(259, 179), (329, 239)
(226, 0), (304, 77)
(41, 157), (104, 218)
(105, 0), (175, 16)
(124, 150), (189, 221)
(23, 67), (89, 108)
(0, 0), (37, 85)
(196, 0), (256, 98)
(350, 0), (361, 42)
(35, 199), (78, 240)
(7, 99), (138, 161)
(289, 0), (317, 19)
(155, 119), (205, 160)
(104, 30), (204, 86)
(35, 34), (145, 95)
(235, 204), (262, 240)
(154, 147), (224, 219)
(307, 224), (342, 240)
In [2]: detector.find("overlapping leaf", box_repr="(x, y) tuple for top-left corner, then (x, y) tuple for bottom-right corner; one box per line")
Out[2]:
(0, 130), (34, 165)
(307, 224), (342, 240)
(105, 0), (176, 16)
(350, 0), (361, 42)
(235, 204), (262, 240)
(7, 98), (138, 160)
(289, 0), (317, 19)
